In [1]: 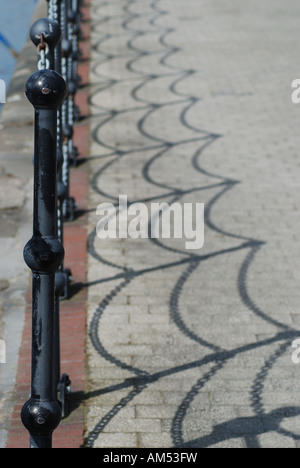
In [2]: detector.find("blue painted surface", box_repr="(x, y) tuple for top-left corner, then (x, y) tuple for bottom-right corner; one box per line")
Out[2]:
(0, 0), (38, 105)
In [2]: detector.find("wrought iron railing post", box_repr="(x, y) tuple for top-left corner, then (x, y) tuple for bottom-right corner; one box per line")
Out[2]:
(21, 69), (67, 448)
(30, 15), (72, 418)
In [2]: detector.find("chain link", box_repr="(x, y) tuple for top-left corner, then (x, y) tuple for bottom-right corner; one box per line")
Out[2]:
(48, 0), (59, 22)
(37, 34), (50, 70)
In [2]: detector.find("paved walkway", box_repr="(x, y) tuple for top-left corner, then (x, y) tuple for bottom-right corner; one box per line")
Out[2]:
(3, 0), (300, 449)
(84, 0), (300, 448)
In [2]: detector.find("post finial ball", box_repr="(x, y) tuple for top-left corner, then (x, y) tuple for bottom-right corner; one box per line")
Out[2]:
(25, 69), (67, 109)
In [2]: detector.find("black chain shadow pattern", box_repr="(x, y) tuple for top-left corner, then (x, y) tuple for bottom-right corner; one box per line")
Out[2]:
(84, 0), (300, 448)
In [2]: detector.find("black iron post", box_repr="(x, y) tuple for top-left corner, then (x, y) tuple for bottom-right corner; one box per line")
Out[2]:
(31, 13), (73, 416)
(21, 69), (67, 448)
(30, 17), (72, 417)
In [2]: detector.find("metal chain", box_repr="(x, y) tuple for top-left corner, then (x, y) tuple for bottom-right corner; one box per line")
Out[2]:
(48, 0), (58, 22)
(37, 34), (50, 70)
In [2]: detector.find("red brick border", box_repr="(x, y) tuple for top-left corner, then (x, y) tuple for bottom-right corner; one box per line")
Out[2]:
(5, 0), (91, 449)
